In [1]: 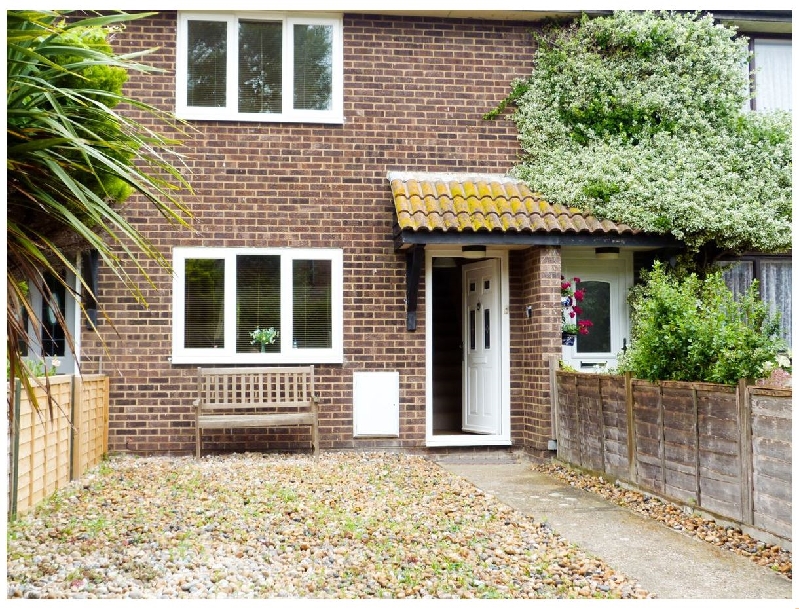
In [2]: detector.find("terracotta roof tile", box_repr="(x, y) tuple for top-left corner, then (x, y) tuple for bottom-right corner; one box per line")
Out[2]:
(388, 171), (637, 235)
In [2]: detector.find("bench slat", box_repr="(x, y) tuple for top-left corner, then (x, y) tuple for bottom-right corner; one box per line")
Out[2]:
(197, 400), (314, 409)
(198, 413), (316, 429)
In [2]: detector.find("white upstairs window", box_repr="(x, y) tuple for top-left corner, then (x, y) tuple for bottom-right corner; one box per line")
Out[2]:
(176, 12), (343, 123)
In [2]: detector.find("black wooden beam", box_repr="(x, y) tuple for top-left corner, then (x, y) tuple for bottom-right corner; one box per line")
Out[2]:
(405, 245), (424, 331)
(394, 230), (682, 251)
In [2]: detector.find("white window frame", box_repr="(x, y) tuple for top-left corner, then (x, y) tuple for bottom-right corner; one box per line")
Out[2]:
(176, 11), (344, 123)
(172, 247), (344, 364)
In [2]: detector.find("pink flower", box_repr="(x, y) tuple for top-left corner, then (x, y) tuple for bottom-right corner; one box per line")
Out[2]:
(573, 289), (585, 302)
(573, 277), (581, 283)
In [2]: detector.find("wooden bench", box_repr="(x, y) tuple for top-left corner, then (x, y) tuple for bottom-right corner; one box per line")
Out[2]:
(194, 365), (319, 459)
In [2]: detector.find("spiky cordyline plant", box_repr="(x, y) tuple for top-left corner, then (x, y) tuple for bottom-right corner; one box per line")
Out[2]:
(7, 10), (194, 418)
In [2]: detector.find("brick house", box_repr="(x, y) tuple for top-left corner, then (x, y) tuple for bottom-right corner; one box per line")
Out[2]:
(30, 10), (791, 456)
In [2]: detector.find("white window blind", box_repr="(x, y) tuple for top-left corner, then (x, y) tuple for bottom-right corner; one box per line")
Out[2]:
(753, 39), (792, 111)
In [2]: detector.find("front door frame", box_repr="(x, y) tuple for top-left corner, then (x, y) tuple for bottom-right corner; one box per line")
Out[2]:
(425, 247), (511, 447)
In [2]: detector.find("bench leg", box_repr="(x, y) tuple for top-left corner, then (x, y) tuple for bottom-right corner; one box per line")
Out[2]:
(195, 426), (201, 460)
(312, 421), (320, 456)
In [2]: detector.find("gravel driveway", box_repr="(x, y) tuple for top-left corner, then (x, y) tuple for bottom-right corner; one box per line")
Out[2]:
(7, 452), (651, 599)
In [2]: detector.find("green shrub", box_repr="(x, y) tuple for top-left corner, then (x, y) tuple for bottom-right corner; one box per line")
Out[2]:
(618, 262), (784, 384)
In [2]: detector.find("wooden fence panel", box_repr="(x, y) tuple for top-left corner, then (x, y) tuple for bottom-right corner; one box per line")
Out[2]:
(631, 380), (664, 494)
(598, 376), (629, 479)
(750, 388), (792, 540)
(8, 375), (109, 519)
(696, 385), (742, 521)
(556, 373), (581, 465)
(660, 382), (699, 504)
(72, 375), (110, 477)
(576, 375), (604, 472)
(554, 371), (792, 544)
(12, 376), (73, 516)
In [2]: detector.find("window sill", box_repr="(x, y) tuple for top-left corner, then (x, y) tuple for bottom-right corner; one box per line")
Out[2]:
(175, 110), (345, 125)
(170, 352), (343, 366)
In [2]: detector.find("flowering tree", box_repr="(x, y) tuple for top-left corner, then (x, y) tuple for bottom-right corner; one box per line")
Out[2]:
(487, 11), (791, 271)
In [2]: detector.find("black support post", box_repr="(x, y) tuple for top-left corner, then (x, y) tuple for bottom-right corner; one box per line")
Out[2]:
(405, 245), (424, 331)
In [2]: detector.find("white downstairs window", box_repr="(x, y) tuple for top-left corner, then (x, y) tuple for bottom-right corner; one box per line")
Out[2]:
(172, 247), (343, 364)
(176, 12), (343, 123)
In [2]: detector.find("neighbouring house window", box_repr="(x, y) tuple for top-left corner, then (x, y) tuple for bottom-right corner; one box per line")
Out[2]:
(41, 274), (66, 357)
(744, 38), (792, 112)
(719, 257), (792, 345)
(177, 12), (343, 123)
(172, 247), (343, 364)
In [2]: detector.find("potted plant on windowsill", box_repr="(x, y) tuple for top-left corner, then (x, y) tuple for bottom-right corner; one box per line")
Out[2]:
(561, 276), (593, 345)
(250, 326), (279, 353)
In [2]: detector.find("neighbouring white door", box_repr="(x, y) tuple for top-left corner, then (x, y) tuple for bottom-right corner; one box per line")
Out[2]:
(462, 258), (501, 434)
(561, 254), (632, 373)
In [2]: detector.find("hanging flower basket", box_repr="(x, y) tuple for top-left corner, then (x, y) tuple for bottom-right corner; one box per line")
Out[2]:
(561, 276), (593, 345)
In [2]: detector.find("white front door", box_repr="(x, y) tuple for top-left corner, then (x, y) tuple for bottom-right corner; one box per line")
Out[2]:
(462, 259), (501, 434)
(561, 253), (632, 372)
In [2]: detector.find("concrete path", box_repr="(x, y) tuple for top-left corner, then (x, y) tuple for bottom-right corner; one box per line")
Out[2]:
(436, 457), (793, 601)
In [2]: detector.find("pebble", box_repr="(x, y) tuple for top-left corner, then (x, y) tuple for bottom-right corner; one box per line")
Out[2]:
(7, 452), (655, 599)
(535, 462), (792, 579)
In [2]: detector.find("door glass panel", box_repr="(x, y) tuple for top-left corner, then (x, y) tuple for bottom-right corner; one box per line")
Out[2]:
(469, 281), (476, 292)
(484, 309), (490, 349)
(484, 280), (490, 290)
(577, 280), (611, 353)
(469, 309), (476, 350)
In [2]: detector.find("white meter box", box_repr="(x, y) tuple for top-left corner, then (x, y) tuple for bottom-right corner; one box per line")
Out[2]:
(352, 371), (400, 437)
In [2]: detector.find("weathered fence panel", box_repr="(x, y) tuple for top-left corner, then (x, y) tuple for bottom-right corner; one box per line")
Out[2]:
(661, 383), (699, 505)
(8, 375), (109, 519)
(556, 373), (580, 466)
(697, 384), (742, 521)
(631, 380), (663, 493)
(600, 378), (629, 480)
(555, 371), (792, 544)
(750, 388), (792, 540)
(576, 375), (604, 472)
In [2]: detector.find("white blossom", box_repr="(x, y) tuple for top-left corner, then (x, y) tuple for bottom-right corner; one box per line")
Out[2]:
(495, 11), (792, 255)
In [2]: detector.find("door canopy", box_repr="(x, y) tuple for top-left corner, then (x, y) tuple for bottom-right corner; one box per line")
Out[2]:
(387, 171), (678, 330)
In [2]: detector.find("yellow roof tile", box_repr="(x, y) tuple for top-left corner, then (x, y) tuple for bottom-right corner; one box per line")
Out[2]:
(388, 172), (637, 235)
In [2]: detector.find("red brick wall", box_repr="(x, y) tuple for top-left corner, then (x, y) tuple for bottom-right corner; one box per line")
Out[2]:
(512, 247), (563, 453)
(81, 11), (547, 454)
